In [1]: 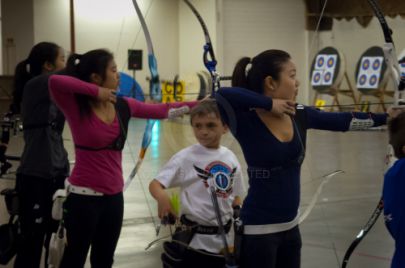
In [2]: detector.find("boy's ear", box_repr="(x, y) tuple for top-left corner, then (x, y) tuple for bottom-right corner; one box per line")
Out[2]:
(223, 123), (229, 134)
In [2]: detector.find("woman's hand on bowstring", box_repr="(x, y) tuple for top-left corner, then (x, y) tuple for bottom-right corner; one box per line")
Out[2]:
(271, 99), (296, 116)
(97, 87), (117, 104)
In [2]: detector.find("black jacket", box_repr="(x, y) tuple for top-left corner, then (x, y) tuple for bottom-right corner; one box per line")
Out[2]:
(17, 74), (69, 178)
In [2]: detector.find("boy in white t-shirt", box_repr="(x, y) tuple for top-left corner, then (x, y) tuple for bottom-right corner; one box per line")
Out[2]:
(149, 99), (245, 268)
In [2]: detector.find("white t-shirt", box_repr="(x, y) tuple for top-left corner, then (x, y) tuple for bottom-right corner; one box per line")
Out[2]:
(155, 143), (245, 253)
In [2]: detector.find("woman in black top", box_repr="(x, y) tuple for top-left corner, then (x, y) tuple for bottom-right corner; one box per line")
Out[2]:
(12, 42), (68, 268)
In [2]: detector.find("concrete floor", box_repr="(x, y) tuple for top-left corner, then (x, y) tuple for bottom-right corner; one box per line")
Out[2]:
(0, 117), (395, 268)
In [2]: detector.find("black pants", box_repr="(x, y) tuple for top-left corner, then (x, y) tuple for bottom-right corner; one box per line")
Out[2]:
(240, 226), (302, 268)
(14, 174), (66, 268)
(60, 192), (123, 268)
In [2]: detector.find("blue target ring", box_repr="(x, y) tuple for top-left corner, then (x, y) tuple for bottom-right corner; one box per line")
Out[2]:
(369, 74), (378, 86)
(327, 57), (335, 68)
(372, 59), (381, 70)
(359, 74), (367, 86)
(362, 59), (370, 70)
(313, 72), (321, 83)
(317, 57), (325, 68)
(324, 72), (332, 83)
(400, 63), (405, 77)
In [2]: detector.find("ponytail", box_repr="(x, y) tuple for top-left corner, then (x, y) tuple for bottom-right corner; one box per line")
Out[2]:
(65, 53), (92, 117)
(64, 49), (114, 117)
(10, 59), (32, 113)
(64, 53), (83, 78)
(231, 50), (291, 95)
(231, 57), (250, 89)
(11, 42), (61, 113)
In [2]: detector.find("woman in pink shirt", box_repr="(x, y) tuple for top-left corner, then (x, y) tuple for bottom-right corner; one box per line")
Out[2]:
(49, 49), (196, 268)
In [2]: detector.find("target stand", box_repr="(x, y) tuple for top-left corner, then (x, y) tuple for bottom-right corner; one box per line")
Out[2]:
(310, 47), (357, 111)
(356, 46), (393, 112)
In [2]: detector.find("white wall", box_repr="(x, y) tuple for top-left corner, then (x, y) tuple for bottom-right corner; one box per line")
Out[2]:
(1, 0), (34, 74)
(3, 0), (405, 104)
(220, 0), (309, 103)
(33, 0), (70, 50)
(33, 0), (179, 92)
(179, 0), (217, 76)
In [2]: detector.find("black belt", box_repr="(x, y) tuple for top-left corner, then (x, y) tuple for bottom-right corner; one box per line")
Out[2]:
(180, 215), (232, 235)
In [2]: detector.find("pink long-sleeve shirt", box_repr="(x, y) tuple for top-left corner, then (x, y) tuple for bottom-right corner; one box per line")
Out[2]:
(49, 75), (197, 194)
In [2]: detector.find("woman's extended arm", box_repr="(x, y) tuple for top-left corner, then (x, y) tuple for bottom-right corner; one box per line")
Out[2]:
(125, 98), (198, 119)
(306, 107), (388, 131)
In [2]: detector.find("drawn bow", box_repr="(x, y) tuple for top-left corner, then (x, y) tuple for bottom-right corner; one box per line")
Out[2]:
(124, 0), (162, 191)
(341, 1), (405, 267)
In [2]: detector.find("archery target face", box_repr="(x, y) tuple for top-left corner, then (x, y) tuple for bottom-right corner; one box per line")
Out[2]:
(400, 60), (405, 78)
(311, 54), (337, 86)
(398, 49), (405, 79)
(311, 70), (323, 86)
(356, 56), (383, 89)
(317, 56), (325, 68)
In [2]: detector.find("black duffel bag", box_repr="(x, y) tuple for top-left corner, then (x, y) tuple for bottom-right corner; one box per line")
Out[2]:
(1, 188), (19, 216)
(0, 215), (19, 264)
(0, 188), (19, 264)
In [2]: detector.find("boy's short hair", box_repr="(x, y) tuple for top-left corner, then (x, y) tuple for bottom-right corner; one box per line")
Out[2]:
(389, 111), (405, 158)
(190, 99), (223, 124)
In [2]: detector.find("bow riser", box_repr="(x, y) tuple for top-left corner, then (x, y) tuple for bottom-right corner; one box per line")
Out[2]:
(148, 54), (161, 101)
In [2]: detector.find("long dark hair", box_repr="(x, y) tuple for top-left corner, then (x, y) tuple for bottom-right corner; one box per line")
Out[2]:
(11, 42), (61, 113)
(389, 111), (405, 158)
(64, 49), (114, 117)
(231, 49), (291, 94)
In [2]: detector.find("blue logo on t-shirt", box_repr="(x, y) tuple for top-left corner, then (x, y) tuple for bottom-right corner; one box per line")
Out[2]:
(193, 161), (237, 198)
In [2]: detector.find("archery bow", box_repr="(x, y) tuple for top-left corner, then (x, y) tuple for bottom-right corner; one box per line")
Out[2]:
(298, 170), (344, 224)
(341, 1), (405, 267)
(183, 0), (220, 96)
(124, 0), (161, 191)
(119, 0), (163, 237)
(119, 1), (193, 239)
(124, 0), (190, 190)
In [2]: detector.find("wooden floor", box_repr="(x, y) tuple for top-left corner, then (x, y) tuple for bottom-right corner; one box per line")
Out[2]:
(0, 117), (394, 268)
